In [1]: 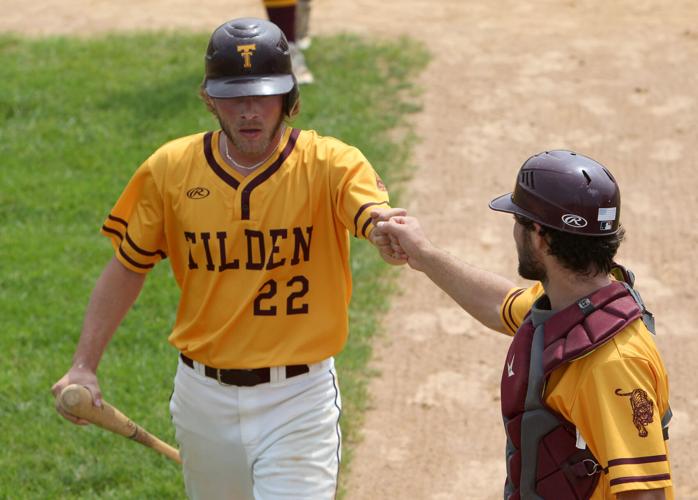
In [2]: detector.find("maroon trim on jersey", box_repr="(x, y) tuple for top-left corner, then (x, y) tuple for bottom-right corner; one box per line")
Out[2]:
(102, 225), (124, 241)
(502, 287), (526, 333)
(118, 246), (155, 270)
(203, 131), (240, 191)
(104, 214), (166, 259)
(609, 473), (670, 486)
(607, 455), (668, 468)
(240, 128), (300, 220)
(361, 218), (372, 238)
(107, 214), (128, 227)
(353, 201), (388, 237)
(124, 232), (167, 258)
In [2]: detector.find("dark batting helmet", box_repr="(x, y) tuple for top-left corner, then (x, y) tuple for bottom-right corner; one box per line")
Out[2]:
(204, 18), (299, 116)
(489, 150), (621, 236)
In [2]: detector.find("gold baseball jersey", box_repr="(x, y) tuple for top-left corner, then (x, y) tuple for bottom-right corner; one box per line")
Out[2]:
(263, 0), (297, 7)
(101, 127), (390, 368)
(500, 284), (673, 498)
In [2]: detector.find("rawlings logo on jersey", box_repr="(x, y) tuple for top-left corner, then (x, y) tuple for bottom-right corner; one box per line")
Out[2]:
(237, 44), (256, 68)
(186, 187), (210, 199)
(615, 388), (654, 437)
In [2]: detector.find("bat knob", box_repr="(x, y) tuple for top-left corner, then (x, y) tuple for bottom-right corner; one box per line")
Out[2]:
(60, 384), (91, 411)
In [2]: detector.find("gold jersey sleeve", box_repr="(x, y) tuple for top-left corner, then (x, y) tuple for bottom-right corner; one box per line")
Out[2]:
(100, 128), (390, 368)
(263, 0), (297, 7)
(101, 156), (168, 272)
(499, 282), (545, 335)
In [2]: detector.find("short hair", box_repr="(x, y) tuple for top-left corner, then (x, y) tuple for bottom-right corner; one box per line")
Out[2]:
(199, 80), (216, 114)
(515, 214), (625, 276)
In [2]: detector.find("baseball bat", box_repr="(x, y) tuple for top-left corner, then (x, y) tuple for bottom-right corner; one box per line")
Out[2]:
(59, 384), (181, 464)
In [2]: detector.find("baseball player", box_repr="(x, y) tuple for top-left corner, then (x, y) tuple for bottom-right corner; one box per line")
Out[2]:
(51, 18), (403, 499)
(378, 151), (673, 499)
(262, 0), (313, 84)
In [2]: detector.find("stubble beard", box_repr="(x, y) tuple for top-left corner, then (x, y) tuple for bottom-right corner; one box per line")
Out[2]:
(517, 231), (547, 282)
(218, 114), (284, 157)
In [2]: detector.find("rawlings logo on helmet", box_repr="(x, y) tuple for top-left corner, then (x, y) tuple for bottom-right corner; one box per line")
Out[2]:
(237, 44), (256, 68)
(561, 214), (588, 228)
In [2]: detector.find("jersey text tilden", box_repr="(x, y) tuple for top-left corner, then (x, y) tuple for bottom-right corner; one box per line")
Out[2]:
(184, 226), (312, 271)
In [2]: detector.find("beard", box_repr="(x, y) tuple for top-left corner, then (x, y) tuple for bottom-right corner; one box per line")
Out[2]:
(517, 231), (547, 282)
(217, 114), (284, 156)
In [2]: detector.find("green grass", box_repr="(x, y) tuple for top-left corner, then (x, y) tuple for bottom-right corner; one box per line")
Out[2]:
(0, 32), (426, 498)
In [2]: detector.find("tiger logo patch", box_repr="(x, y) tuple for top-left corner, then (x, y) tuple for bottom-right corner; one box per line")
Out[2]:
(615, 388), (655, 437)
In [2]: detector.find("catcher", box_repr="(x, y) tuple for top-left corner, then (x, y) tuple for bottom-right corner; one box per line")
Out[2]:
(378, 150), (673, 499)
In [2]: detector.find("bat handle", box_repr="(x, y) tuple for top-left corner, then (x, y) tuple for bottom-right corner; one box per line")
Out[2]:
(59, 384), (182, 464)
(129, 424), (182, 464)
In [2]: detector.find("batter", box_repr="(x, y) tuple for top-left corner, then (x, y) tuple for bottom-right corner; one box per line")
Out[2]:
(52, 18), (403, 499)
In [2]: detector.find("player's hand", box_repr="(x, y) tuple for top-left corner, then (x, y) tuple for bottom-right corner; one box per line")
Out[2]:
(370, 208), (408, 265)
(375, 216), (432, 272)
(51, 367), (102, 425)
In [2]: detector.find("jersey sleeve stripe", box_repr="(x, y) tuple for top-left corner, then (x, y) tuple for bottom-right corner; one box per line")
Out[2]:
(361, 218), (372, 238)
(124, 231), (167, 258)
(101, 225), (124, 242)
(118, 246), (155, 269)
(609, 473), (670, 486)
(607, 455), (668, 467)
(107, 214), (128, 227)
(506, 288), (525, 328)
(104, 216), (167, 258)
(204, 131), (240, 191)
(353, 201), (388, 237)
(501, 288), (525, 334)
(241, 128), (300, 220)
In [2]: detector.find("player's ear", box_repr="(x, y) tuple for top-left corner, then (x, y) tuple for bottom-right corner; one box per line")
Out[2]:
(198, 82), (216, 114)
(287, 97), (301, 120)
(531, 223), (550, 249)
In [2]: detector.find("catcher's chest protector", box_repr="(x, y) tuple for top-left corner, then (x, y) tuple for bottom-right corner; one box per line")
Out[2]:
(501, 281), (645, 500)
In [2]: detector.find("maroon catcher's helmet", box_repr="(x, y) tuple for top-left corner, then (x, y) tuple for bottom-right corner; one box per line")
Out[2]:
(489, 150), (621, 236)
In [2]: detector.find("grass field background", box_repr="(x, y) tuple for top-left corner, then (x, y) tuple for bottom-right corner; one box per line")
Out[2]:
(0, 32), (425, 498)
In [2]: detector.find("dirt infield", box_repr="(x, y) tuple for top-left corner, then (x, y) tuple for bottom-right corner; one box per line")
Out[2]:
(4, 1), (697, 498)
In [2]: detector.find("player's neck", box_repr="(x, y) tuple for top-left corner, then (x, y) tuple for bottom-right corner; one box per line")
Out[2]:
(221, 126), (286, 176)
(542, 268), (611, 312)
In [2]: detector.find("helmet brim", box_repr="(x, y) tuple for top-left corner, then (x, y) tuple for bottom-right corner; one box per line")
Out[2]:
(205, 74), (295, 98)
(489, 193), (541, 221)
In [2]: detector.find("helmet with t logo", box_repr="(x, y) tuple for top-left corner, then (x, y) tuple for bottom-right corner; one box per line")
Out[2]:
(204, 18), (299, 116)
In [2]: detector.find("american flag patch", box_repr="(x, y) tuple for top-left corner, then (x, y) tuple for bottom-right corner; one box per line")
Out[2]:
(598, 207), (617, 221)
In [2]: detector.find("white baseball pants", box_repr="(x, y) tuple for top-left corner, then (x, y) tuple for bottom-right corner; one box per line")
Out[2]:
(170, 356), (342, 500)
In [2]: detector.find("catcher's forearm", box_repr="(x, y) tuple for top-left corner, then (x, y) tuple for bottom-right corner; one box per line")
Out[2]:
(420, 245), (514, 333)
